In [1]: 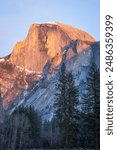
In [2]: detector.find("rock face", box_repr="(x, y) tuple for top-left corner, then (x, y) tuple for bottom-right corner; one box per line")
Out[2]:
(0, 22), (99, 118)
(9, 22), (95, 73)
(8, 42), (100, 120)
(0, 57), (39, 108)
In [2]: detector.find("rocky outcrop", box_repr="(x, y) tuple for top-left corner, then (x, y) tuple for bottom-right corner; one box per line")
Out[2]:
(9, 22), (95, 73)
(0, 58), (39, 108)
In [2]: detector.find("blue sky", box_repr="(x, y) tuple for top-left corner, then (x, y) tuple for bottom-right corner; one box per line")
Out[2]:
(0, 0), (100, 57)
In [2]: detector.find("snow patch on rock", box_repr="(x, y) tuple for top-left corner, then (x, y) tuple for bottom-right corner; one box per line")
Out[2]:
(46, 21), (57, 25)
(0, 58), (5, 62)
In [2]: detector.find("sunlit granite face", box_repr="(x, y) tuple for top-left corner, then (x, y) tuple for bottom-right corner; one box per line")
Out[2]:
(9, 22), (95, 73)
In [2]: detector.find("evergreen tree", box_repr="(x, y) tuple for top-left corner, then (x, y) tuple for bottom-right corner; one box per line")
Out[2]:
(82, 63), (100, 149)
(17, 106), (42, 148)
(0, 106), (42, 149)
(28, 106), (42, 148)
(54, 62), (79, 148)
(42, 119), (61, 149)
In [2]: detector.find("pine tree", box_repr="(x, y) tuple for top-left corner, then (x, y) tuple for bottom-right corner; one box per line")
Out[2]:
(28, 106), (42, 148)
(0, 106), (42, 149)
(54, 62), (79, 148)
(82, 63), (100, 149)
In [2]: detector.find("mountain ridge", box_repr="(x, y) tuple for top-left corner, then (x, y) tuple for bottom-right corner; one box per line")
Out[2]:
(9, 22), (95, 72)
(0, 22), (99, 118)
